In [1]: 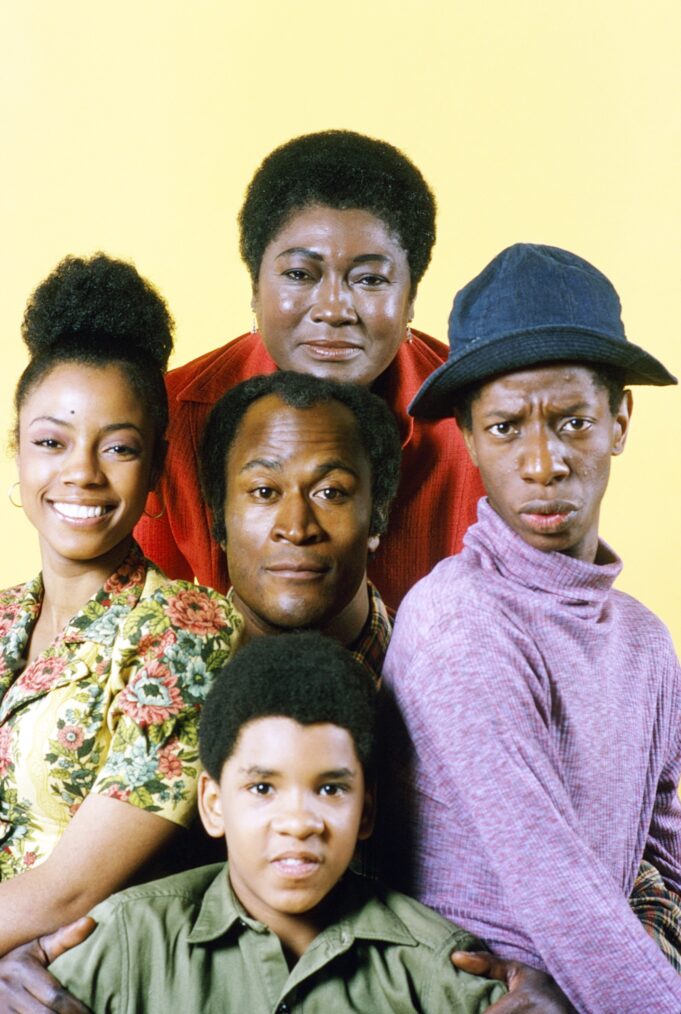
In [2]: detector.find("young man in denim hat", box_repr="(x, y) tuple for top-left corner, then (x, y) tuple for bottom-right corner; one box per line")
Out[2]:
(380, 244), (681, 1013)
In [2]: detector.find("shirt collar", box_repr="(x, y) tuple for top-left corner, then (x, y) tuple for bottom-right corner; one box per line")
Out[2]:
(188, 865), (260, 943)
(188, 866), (416, 950)
(173, 330), (441, 452)
(349, 582), (393, 684)
(59, 541), (150, 645)
(175, 334), (277, 405)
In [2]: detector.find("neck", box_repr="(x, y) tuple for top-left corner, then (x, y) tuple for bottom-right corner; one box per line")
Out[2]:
(234, 579), (371, 648)
(37, 535), (134, 633)
(230, 871), (339, 962)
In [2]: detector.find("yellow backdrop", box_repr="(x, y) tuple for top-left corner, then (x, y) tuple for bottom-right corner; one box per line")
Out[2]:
(1, 1), (679, 648)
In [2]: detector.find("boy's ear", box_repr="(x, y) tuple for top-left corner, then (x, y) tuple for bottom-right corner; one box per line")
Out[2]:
(197, 770), (225, 840)
(357, 783), (376, 841)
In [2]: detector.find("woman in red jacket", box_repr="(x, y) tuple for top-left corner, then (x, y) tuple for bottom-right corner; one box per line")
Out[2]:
(135, 131), (484, 611)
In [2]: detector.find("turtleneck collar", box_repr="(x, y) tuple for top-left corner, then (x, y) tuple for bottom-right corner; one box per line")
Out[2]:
(465, 498), (622, 606)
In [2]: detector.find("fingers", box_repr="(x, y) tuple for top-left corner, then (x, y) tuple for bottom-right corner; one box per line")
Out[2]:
(0, 960), (91, 1014)
(0, 981), (91, 1014)
(451, 949), (518, 983)
(37, 919), (96, 964)
(0, 926), (94, 1014)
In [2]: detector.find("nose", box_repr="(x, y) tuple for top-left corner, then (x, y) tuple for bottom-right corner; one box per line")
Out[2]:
(311, 273), (357, 326)
(271, 493), (323, 544)
(61, 443), (105, 487)
(271, 793), (324, 838)
(519, 425), (570, 485)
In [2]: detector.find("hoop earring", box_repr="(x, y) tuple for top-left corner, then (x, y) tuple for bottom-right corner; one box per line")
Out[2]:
(406, 321), (413, 344)
(7, 481), (22, 509)
(143, 493), (165, 520)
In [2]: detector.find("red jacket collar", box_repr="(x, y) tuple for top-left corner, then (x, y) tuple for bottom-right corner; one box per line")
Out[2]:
(173, 329), (448, 450)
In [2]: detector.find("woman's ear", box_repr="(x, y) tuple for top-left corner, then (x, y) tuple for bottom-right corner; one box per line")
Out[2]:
(197, 770), (225, 840)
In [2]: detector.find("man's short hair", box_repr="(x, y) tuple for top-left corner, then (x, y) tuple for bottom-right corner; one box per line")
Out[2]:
(199, 371), (402, 545)
(198, 631), (377, 781)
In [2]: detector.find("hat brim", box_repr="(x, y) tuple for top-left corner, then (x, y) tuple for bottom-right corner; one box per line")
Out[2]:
(409, 326), (677, 419)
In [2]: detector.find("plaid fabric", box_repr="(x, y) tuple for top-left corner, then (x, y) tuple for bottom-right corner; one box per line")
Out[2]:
(629, 860), (681, 972)
(349, 582), (393, 685)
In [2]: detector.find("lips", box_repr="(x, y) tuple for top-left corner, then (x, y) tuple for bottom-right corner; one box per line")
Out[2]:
(300, 340), (362, 361)
(270, 851), (322, 878)
(265, 559), (330, 579)
(519, 499), (579, 533)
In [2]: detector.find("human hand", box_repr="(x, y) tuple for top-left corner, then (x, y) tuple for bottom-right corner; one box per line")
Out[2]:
(451, 950), (577, 1013)
(0, 917), (95, 1013)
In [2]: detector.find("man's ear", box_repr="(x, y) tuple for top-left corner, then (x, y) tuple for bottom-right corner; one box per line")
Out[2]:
(456, 415), (479, 467)
(357, 783), (376, 841)
(197, 770), (225, 840)
(611, 389), (633, 457)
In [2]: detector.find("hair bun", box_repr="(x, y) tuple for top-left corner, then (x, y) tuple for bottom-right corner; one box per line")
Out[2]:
(21, 253), (174, 369)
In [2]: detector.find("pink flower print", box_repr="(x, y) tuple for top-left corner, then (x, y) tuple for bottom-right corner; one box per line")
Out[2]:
(119, 662), (184, 726)
(0, 725), (13, 777)
(166, 589), (225, 636)
(157, 742), (183, 779)
(23, 851), (37, 867)
(104, 786), (132, 803)
(103, 560), (145, 596)
(0, 600), (24, 634)
(137, 629), (177, 659)
(19, 656), (68, 694)
(57, 725), (85, 751)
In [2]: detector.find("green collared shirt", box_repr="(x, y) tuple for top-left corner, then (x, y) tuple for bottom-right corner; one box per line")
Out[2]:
(51, 863), (506, 1013)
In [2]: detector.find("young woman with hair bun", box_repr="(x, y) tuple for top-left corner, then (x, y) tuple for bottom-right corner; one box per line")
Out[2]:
(0, 254), (241, 953)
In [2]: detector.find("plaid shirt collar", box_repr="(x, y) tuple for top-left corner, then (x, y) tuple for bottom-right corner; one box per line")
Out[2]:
(349, 581), (393, 685)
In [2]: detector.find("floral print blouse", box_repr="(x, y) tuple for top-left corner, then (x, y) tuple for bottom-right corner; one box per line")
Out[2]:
(0, 543), (242, 880)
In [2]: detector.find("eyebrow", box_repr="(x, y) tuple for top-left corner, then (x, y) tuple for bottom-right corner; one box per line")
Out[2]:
(238, 765), (357, 779)
(239, 458), (360, 479)
(318, 767), (356, 779)
(239, 766), (278, 778)
(274, 247), (393, 267)
(481, 399), (595, 421)
(28, 416), (145, 435)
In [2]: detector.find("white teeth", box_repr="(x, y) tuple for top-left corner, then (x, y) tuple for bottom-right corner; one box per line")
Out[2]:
(278, 858), (314, 867)
(54, 503), (108, 519)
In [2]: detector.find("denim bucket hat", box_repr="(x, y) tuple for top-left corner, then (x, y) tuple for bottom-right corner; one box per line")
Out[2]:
(409, 243), (677, 419)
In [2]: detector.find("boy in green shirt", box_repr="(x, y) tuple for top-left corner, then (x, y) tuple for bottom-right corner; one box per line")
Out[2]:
(50, 631), (505, 1013)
